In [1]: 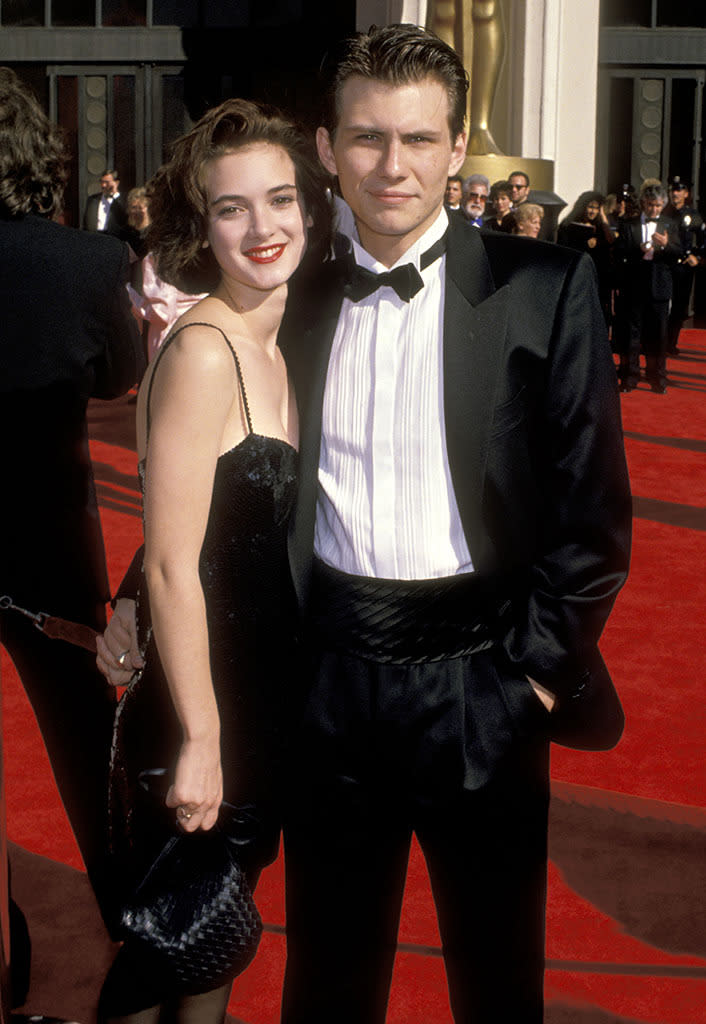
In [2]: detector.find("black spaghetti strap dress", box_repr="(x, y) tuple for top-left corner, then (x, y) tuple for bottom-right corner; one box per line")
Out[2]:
(102, 323), (298, 1010)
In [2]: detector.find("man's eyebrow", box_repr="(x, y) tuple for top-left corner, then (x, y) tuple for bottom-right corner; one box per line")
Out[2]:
(342, 123), (443, 137)
(209, 183), (296, 207)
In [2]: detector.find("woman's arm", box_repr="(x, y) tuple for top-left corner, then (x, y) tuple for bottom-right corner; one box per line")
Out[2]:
(142, 326), (240, 831)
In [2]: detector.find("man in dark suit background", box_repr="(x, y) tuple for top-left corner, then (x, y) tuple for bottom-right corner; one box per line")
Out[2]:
(614, 183), (681, 392)
(277, 24), (631, 1024)
(82, 166), (129, 240)
(0, 69), (143, 988)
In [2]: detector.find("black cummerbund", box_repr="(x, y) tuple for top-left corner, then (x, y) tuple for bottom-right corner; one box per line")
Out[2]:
(309, 558), (511, 665)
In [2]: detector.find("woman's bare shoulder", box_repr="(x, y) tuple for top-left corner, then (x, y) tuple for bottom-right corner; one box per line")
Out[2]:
(161, 308), (236, 374)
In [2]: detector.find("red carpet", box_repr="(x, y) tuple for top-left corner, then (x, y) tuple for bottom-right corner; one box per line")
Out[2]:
(2, 330), (706, 1023)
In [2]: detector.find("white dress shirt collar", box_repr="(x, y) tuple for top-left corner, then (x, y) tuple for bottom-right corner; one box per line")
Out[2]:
(340, 203), (449, 274)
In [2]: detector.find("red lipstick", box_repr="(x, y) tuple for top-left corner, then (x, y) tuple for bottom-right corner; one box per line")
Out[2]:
(244, 243), (286, 264)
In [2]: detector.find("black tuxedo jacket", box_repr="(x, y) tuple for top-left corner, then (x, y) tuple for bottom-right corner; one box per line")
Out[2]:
(83, 191), (129, 240)
(0, 213), (143, 626)
(280, 214), (632, 750)
(614, 214), (681, 301)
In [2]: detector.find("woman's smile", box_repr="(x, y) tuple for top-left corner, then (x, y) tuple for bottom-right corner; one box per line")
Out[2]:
(244, 243), (287, 263)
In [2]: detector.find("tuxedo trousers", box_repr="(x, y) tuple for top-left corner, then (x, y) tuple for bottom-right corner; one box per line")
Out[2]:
(282, 565), (550, 1024)
(627, 264), (670, 387)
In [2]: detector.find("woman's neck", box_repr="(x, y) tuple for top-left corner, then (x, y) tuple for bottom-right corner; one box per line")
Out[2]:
(215, 279), (287, 355)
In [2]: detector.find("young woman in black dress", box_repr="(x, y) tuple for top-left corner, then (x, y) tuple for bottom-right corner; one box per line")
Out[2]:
(97, 98), (331, 1024)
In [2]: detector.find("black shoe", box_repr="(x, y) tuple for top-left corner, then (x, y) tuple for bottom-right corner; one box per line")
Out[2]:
(650, 382), (667, 394)
(619, 381), (636, 392)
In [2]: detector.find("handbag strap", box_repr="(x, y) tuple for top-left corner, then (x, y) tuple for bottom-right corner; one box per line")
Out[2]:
(0, 595), (98, 653)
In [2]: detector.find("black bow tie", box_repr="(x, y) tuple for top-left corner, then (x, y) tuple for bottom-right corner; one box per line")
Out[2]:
(342, 232), (447, 303)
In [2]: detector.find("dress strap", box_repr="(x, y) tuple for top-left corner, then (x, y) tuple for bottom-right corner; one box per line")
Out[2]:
(145, 322), (254, 440)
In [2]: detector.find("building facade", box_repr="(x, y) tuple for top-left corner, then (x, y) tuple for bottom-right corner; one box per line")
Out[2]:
(0, 0), (703, 225)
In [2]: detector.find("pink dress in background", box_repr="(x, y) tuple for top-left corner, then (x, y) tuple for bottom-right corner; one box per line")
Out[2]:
(128, 252), (206, 360)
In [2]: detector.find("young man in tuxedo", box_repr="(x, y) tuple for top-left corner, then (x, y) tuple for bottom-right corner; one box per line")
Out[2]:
(277, 23), (631, 1023)
(100, 24), (631, 1024)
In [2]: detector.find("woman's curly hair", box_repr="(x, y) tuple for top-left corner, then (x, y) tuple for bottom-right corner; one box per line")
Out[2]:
(146, 98), (333, 294)
(0, 67), (69, 219)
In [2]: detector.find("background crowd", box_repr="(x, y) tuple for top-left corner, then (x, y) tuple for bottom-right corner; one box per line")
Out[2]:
(445, 170), (706, 394)
(81, 157), (705, 401)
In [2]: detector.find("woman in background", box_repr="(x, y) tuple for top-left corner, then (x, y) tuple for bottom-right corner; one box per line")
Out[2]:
(513, 202), (544, 238)
(558, 191), (615, 326)
(125, 185), (151, 258)
(484, 179), (514, 232)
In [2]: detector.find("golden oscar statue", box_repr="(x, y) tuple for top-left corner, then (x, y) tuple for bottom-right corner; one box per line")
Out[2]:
(426, 0), (555, 191)
(426, 0), (504, 155)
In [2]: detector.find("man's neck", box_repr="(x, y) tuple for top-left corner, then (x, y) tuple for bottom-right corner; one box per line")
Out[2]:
(355, 205), (445, 269)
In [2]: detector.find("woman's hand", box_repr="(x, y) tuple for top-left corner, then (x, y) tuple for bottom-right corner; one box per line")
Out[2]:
(96, 598), (144, 685)
(166, 735), (223, 832)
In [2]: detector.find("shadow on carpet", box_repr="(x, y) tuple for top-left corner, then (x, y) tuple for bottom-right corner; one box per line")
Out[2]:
(9, 784), (706, 1023)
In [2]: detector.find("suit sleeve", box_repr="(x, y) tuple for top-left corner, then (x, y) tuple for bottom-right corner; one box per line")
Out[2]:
(502, 253), (632, 699)
(90, 239), (146, 398)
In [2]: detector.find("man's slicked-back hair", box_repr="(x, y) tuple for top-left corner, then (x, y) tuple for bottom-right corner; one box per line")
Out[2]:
(319, 23), (468, 142)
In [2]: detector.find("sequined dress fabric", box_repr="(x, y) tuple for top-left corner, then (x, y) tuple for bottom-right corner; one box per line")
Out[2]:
(109, 326), (298, 885)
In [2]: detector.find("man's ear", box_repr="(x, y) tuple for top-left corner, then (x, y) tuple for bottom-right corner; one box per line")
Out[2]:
(448, 132), (468, 176)
(316, 127), (338, 177)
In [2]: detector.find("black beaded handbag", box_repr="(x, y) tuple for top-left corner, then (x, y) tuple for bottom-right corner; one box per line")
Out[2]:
(120, 776), (263, 991)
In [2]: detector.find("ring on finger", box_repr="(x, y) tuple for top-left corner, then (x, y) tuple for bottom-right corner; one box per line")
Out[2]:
(177, 806), (193, 821)
(117, 650), (130, 666)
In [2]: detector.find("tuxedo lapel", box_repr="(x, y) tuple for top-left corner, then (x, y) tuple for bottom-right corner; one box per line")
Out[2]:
(443, 220), (509, 568)
(283, 259), (347, 607)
